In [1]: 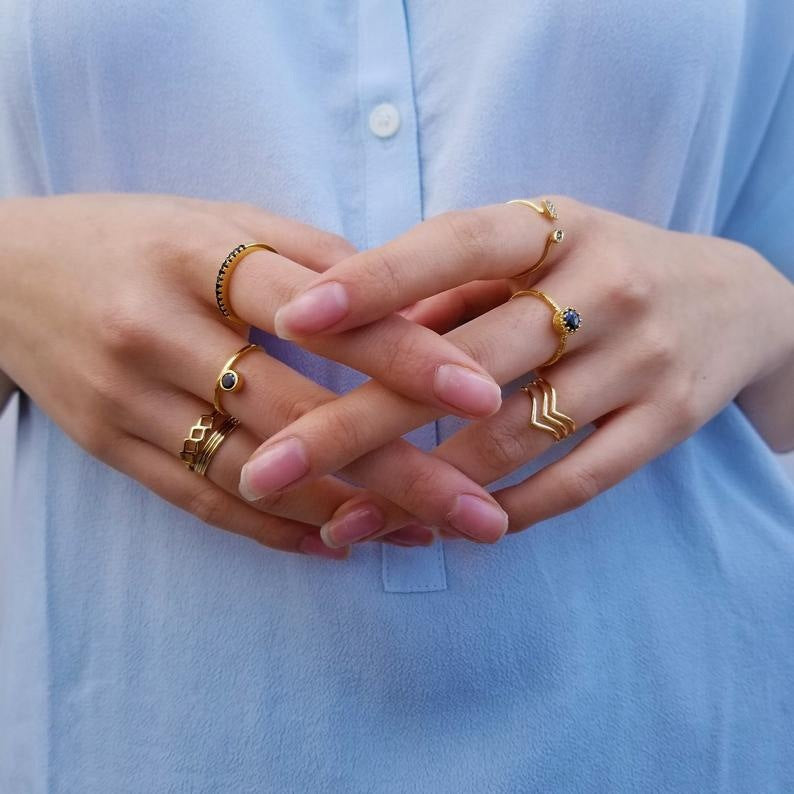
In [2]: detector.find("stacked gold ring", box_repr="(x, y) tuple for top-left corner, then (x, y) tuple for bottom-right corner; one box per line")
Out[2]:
(215, 242), (278, 324)
(521, 377), (576, 442)
(509, 288), (582, 367)
(505, 198), (565, 278)
(180, 411), (241, 475)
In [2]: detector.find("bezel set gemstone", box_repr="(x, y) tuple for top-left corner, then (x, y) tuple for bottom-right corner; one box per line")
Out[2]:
(220, 370), (239, 391)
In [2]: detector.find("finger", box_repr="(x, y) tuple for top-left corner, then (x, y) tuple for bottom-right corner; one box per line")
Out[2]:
(120, 386), (360, 528)
(319, 348), (633, 547)
(177, 226), (502, 418)
(399, 280), (513, 333)
(113, 435), (351, 560)
(493, 402), (672, 532)
(273, 197), (583, 336)
(188, 196), (358, 272)
(240, 264), (599, 491)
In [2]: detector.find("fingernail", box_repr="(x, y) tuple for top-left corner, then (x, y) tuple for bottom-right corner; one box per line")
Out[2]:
(239, 437), (309, 500)
(387, 523), (436, 546)
(274, 281), (349, 338)
(446, 494), (508, 543)
(320, 504), (384, 548)
(434, 364), (502, 417)
(397, 302), (418, 319)
(299, 534), (351, 560)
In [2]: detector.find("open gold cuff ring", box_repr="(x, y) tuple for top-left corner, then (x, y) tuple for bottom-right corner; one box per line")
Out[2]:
(215, 242), (278, 324)
(213, 343), (260, 414)
(180, 410), (241, 475)
(509, 288), (582, 368)
(521, 377), (576, 442)
(505, 198), (565, 278)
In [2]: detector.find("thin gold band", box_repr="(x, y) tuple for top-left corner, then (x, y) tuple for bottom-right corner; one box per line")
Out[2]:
(520, 377), (576, 442)
(506, 198), (565, 278)
(213, 343), (260, 414)
(216, 242), (278, 324)
(180, 410), (240, 475)
(510, 288), (582, 367)
(194, 415), (241, 476)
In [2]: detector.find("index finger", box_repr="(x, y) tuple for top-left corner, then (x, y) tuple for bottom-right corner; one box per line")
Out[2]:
(273, 196), (582, 338)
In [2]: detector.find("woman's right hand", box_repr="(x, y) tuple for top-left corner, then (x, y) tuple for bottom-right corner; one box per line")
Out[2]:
(0, 193), (506, 557)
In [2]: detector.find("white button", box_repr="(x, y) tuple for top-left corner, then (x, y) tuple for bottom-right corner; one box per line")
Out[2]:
(368, 103), (401, 138)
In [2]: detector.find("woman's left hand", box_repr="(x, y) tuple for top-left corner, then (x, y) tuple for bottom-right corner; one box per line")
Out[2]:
(241, 197), (794, 546)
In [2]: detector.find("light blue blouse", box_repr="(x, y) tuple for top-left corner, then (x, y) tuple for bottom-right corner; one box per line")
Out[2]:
(1, 2), (793, 791)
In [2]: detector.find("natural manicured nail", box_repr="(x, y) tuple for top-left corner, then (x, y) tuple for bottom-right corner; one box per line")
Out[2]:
(387, 523), (436, 546)
(239, 437), (309, 500)
(446, 494), (508, 543)
(320, 504), (384, 548)
(274, 281), (349, 338)
(433, 364), (502, 417)
(299, 534), (351, 560)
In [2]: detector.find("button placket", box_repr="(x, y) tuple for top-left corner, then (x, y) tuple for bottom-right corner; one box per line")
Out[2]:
(357, 0), (447, 593)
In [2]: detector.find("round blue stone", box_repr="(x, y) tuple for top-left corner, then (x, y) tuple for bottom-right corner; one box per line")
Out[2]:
(562, 309), (580, 332)
(221, 371), (238, 390)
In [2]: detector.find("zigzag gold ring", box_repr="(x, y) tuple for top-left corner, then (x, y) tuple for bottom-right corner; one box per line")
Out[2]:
(216, 242), (279, 324)
(180, 410), (241, 475)
(520, 377), (576, 442)
(505, 198), (565, 278)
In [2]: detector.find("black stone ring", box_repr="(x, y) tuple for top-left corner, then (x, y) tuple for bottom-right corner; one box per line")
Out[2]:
(213, 343), (260, 414)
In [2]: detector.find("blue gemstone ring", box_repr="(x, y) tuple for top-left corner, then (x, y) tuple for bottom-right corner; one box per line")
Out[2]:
(509, 289), (582, 367)
(213, 343), (261, 414)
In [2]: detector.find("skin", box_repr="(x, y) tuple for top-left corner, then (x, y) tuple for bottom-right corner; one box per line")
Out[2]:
(0, 193), (521, 558)
(239, 197), (794, 548)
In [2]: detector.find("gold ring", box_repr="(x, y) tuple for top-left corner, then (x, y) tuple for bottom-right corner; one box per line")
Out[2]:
(521, 377), (576, 442)
(180, 410), (241, 475)
(215, 242), (278, 324)
(510, 288), (581, 367)
(213, 343), (260, 413)
(505, 198), (565, 278)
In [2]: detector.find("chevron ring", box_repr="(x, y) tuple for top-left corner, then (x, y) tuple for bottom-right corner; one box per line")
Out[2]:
(520, 377), (576, 442)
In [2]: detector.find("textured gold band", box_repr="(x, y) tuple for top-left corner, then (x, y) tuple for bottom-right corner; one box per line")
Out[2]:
(180, 410), (240, 475)
(521, 377), (576, 442)
(506, 198), (565, 278)
(509, 288), (582, 367)
(213, 343), (260, 413)
(194, 415), (240, 476)
(215, 242), (278, 324)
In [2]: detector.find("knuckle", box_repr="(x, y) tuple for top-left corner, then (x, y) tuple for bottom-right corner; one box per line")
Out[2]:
(315, 403), (367, 454)
(281, 393), (332, 427)
(559, 465), (601, 510)
(359, 248), (404, 301)
(398, 464), (440, 507)
(472, 419), (528, 473)
(184, 484), (228, 528)
(451, 333), (493, 368)
(604, 259), (654, 313)
(656, 377), (699, 438)
(442, 210), (493, 263)
(638, 329), (675, 372)
(100, 293), (159, 358)
(312, 231), (357, 265)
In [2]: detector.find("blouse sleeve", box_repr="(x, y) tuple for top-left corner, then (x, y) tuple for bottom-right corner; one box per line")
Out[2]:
(717, 42), (793, 282)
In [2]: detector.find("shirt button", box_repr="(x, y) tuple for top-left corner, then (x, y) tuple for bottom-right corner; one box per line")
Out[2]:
(368, 103), (401, 138)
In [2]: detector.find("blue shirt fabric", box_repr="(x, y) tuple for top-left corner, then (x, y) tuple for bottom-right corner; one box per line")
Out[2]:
(1, 1), (793, 791)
